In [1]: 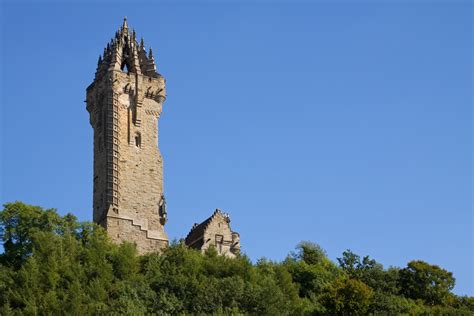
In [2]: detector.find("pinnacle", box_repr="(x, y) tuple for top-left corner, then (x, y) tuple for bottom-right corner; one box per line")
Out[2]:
(123, 16), (128, 29)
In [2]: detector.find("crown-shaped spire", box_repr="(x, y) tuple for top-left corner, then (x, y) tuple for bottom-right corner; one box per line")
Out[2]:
(94, 18), (161, 80)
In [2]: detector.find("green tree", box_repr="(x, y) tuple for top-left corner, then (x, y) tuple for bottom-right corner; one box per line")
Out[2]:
(322, 276), (374, 315)
(451, 295), (474, 312)
(0, 202), (66, 267)
(337, 249), (362, 278)
(285, 242), (340, 298)
(368, 292), (427, 315)
(0, 202), (128, 314)
(292, 241), (328, 265)
(1, 202), (471, 315)
(337, 249), (400, 294)
(399, 260), (455, 306)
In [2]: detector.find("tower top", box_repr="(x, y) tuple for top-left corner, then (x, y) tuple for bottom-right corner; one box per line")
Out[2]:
(93, 18), (161, 81)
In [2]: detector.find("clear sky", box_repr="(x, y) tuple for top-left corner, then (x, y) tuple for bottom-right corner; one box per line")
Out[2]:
(1, 0), (472, 295)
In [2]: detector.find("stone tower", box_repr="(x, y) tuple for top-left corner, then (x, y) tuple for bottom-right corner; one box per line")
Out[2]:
(86, 18), (168, 254)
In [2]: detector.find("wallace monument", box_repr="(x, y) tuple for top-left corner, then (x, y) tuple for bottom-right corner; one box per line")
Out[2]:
(86, 18), (240, 256)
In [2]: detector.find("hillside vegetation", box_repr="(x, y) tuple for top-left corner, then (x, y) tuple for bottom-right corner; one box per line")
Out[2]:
(0, 202), (472, 315)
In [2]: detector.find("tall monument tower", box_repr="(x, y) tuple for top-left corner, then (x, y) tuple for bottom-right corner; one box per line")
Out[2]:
(86, 18), (168, 253)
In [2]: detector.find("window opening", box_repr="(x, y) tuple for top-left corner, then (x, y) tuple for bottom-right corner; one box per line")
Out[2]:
(135, 133), (141, 147)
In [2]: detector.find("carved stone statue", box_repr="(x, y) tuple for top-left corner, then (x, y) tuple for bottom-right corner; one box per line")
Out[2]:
(158, 194), (167, 225)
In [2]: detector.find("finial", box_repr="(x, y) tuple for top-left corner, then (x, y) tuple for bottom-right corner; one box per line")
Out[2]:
(148, 47), (154, 59)
(97, 55), (102, 66)
(140, 37), (145, 50)
(123, 16), (128, 29)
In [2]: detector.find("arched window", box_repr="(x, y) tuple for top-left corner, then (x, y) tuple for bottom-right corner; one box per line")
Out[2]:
(122, 63), (129, 73)
(120, 43), (132, 73)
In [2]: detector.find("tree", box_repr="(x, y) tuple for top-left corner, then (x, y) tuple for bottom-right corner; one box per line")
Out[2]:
(0, 202), (124, 314)
(1, 202), (471, 314)
(337, 249), (400, 295)
(292, 241), (328, 265)
(286, 242), (340, 299)
(0, 202), (67, 267)
(337, 249), (362, 278)
(368, 292), (426, 315)
(399, 260), (455, 306)
(322, 276), (374, 315)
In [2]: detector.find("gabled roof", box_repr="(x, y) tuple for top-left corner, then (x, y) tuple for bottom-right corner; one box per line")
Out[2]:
(185, 209), (229, 246)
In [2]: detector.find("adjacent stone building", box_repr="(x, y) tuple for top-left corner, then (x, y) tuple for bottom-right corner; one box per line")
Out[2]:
(86, 18), (168, 254)
(185, 209), (240, 258)
(86, 19), (240, 256)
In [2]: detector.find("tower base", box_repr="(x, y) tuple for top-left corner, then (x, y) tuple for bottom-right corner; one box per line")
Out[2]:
(105, 215), (168, 255)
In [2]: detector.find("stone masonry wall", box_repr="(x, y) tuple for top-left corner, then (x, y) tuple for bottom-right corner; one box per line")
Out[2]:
(88, 68), (168, 254)
(203, 213), (235, 258)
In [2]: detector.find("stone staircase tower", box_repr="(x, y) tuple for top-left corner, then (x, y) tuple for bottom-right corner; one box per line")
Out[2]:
(86, 18), (168, 254)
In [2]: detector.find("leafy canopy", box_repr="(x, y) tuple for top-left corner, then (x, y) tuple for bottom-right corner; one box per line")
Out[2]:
(0, 202), (471, 315)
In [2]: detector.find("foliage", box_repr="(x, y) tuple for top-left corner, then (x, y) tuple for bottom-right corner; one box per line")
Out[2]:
(285, 241), (340, 298)
(337, 249), (400, 294)
(0, 202), (472, 315)
(399, 259), (456, 306)
(321, 276), (374, 315)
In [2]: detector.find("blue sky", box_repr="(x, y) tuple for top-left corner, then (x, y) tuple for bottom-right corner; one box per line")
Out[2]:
(1, 1), (472, 295)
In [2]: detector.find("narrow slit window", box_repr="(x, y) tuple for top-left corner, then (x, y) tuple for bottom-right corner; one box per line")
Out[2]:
(135, 132), (141, 147)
